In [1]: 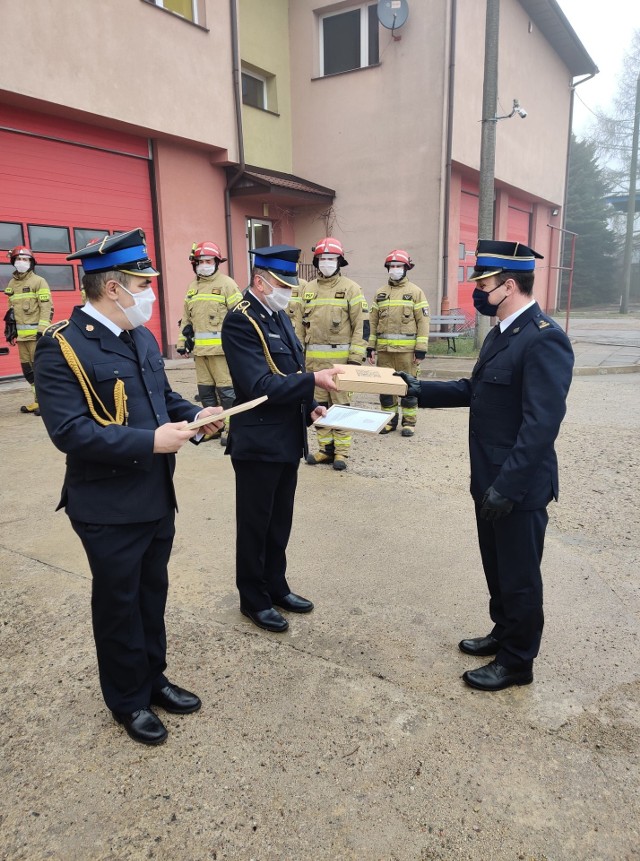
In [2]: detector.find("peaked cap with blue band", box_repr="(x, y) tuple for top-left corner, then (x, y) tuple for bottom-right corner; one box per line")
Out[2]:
(250, 244), (300, 287)
(67, 228), (159, 277)
(469, 240), (543, 281)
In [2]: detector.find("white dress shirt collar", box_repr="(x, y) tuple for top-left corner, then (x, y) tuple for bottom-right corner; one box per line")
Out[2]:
(499, 299), (536, 332)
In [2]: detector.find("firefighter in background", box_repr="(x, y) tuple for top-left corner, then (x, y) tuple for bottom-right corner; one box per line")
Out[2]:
(4, 246), (53, 415)
(292, 237), (368, 471)
(176, 242), (243, 445)
(367, 250), (429, 437)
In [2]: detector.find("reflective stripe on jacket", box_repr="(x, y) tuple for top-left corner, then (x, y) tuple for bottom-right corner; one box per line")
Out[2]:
(370, 278), (429, 352)
(4, 272), (53, 340)
(177, 271), (243, 356)
(289, 273), (368, 367)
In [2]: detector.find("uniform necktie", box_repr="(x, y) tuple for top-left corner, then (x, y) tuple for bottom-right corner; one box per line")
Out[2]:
(119, 330), (136, 352)
(486, 324), (501, 346)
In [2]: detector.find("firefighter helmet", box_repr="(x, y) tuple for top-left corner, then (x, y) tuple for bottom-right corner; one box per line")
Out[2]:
(8, 246), (36, 266)
(312, 237), (348, 268)
(385, 249), (414, 270)
(189, 241), (227, 264)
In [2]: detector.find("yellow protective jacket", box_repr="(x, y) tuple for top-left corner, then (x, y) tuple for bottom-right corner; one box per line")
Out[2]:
(4, 271), (53, 340)
(290, 273), (368, 366)
(370, 277), (430, 354)
(286, 277), (306, 337)
(177, 271), (243, 356)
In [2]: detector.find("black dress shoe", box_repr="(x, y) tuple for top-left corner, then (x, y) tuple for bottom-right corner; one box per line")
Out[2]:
(458, 634), (500, 656)
(462, 660), (533, 692)
(112, 708), (168, 745)
(151, 682), (201, 714)
(273, 593), (314, 613)
(241, 606), (289, 632)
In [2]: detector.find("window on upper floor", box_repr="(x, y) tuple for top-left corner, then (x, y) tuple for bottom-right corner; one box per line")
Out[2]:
(241, 64), (278, 113)
(242, 70), (267, 111)
(319, 3), (379, 77)
(142, 0), (206, 27)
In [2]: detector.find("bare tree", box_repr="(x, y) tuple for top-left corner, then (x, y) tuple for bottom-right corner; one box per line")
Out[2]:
(584, 29), (640, 195)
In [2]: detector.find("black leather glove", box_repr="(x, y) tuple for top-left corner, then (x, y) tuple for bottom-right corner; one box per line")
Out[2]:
(393, 371), (421, 399)
(414, 351), (426, 361)
(479, 486), (514, 521)
(36, 331), (43, 340)
(176, 347), (188, 356)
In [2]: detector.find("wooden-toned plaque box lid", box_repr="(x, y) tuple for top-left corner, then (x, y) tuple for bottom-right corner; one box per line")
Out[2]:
(334, 364), (408, 396)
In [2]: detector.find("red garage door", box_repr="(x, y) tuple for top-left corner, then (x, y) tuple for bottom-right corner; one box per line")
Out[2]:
(0, 109), (160, 380)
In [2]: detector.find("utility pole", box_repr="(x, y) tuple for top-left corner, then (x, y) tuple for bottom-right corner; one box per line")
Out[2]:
(621, 71), (640, 315)
(475, 0), (500, 347)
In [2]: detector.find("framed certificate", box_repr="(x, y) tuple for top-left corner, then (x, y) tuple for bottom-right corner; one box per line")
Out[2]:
(313, 404), (391, 435)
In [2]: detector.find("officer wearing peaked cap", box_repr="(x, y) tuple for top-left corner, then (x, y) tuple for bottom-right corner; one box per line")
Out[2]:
(34, 228), (223, 745)
(396, 239), (574, 691)
(221, 244), (341, 633)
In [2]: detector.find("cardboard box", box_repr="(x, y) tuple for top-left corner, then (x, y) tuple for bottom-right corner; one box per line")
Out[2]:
(334, 364), (408, 396)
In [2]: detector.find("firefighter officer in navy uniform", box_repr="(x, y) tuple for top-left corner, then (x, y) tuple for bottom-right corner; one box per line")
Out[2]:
(397, 241), (574, 691)
(221, 245), (341, 633)
(34, 229), (223, 745)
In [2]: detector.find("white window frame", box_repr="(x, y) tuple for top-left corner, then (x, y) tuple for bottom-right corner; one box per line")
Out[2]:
(319, 3), (376, 77)
(241, 69), (268, 111)
(152, 0), (199, 25)
(246, 219), (273, 276)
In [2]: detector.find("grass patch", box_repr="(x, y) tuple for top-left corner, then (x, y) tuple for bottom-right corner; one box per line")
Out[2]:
(427, 336), (478, 357)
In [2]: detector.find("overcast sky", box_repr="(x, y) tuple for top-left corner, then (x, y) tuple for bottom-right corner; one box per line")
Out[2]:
(556, 0), (640, 134)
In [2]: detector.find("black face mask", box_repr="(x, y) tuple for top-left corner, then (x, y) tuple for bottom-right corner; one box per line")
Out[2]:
(472, 281), (506, 316)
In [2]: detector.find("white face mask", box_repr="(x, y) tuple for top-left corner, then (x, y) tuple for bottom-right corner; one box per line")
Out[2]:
(264, 283), (291, 313)
(196, 263), (216, 277)
(115, 282), (156, 328)
(14, 259), (31, 274)
(318, 257), (339, 278)
(388, 267), (405, 281)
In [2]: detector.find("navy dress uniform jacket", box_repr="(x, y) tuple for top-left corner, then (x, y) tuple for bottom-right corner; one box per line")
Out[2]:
(417, 303), (574, 509)
(221, 292), (317, 461)
(34, 307), (199, 524)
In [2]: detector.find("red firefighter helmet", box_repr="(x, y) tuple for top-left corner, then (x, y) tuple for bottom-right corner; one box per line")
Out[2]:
(8, 246), (36, 266)
(312, 237), (348, 268)
(189, 241), (227, 264)
(385, 249), (414, 270)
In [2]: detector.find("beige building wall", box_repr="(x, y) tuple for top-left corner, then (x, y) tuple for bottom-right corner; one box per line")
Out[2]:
(239, 0), (293, 172)
(289, 0), (451, 305)
(452, 0), (571, 205)
(0, 0), (237, 156)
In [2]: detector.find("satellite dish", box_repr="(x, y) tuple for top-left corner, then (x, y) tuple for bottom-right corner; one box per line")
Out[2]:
(377, 0), (409, 31)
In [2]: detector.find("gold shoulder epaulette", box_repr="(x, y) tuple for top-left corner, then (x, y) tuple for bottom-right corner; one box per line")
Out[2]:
(234, 300), (250, 313)
(44, 319), (70, 337)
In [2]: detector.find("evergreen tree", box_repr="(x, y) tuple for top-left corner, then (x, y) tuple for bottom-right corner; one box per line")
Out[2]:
(561, 135), (620, 308)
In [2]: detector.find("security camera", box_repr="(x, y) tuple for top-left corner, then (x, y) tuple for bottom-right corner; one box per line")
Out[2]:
(513, 100), (527, 119)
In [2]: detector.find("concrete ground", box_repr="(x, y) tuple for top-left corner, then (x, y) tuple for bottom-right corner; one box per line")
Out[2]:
(1, 319), (639, 861)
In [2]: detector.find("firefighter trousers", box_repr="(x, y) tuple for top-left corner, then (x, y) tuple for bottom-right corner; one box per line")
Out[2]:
(376, 351), (419, 428)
